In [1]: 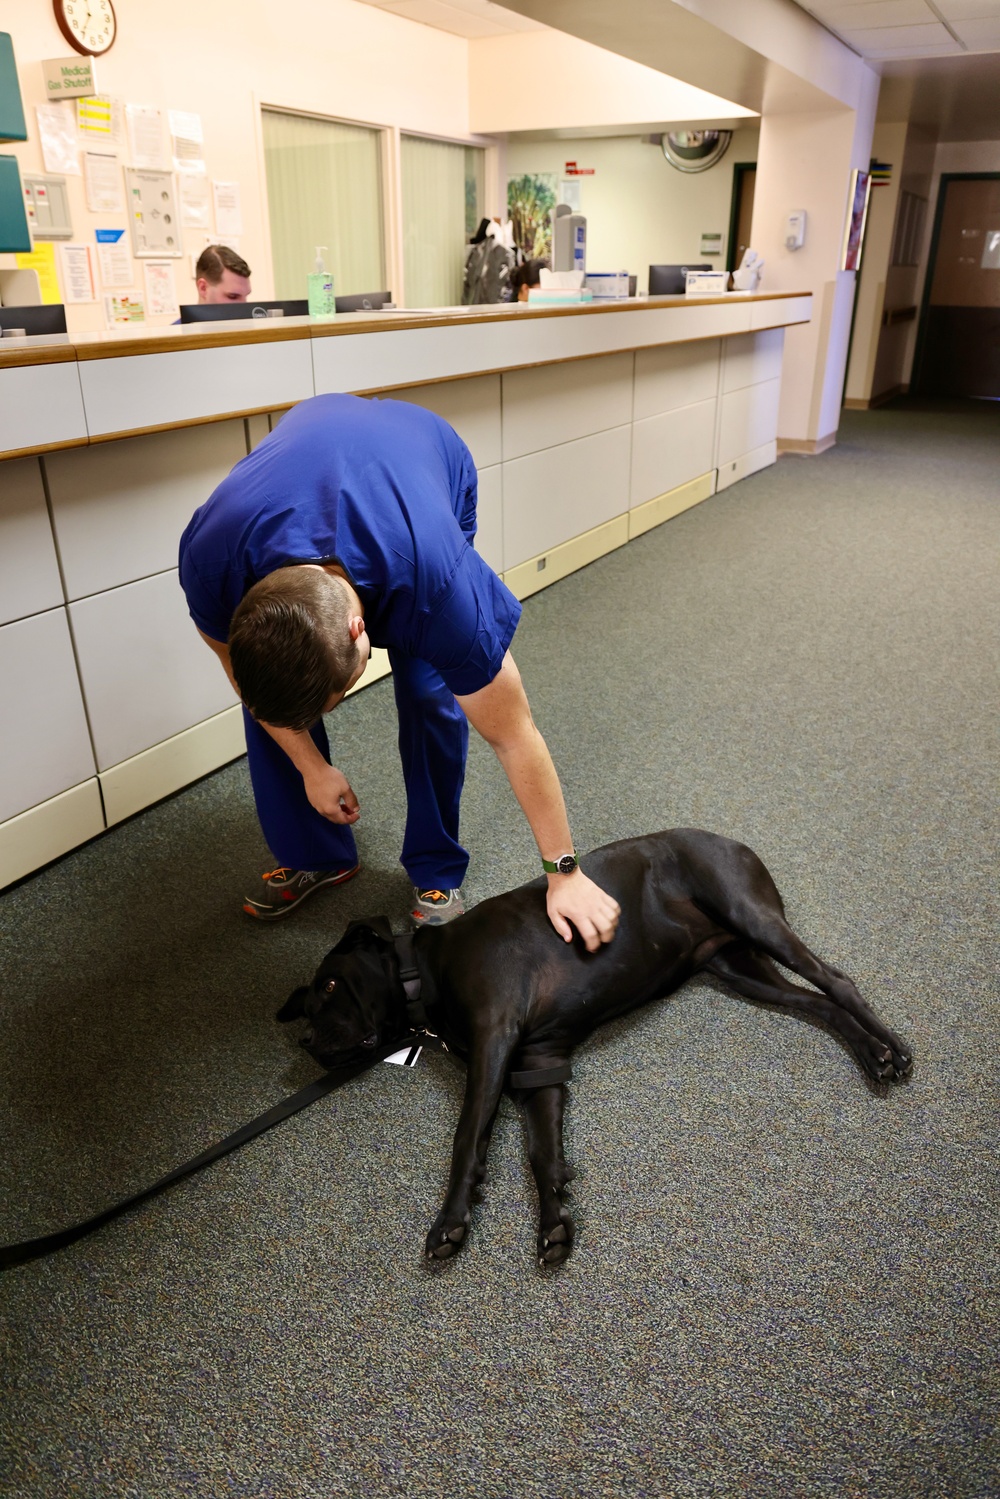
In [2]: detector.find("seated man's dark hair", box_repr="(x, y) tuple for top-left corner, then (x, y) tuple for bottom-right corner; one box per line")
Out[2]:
(228, 568), (361, 730)
(195, 243), (252, 283)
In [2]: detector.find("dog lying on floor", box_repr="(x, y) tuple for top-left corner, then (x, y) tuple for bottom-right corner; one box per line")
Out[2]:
(278, 829), (912, 1266)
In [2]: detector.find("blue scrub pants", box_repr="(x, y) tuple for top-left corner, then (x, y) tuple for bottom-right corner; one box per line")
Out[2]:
(243, 649), (470, 890)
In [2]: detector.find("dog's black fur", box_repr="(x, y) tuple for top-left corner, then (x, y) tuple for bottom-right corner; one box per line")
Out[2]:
(278, 829), (912, 1265)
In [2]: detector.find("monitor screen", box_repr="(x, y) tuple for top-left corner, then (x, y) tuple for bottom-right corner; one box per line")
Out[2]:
(178, 299), (309, 323)
(648, 264), (712, 296)
(334, 291), (393, 313)
(0, 304), (67, 336)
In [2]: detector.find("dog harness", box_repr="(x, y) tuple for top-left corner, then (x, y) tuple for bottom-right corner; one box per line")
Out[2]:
(393, 932), (572, 1092)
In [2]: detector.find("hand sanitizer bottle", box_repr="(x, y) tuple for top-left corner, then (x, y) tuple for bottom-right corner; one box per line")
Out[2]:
(307, 247), (336, 316)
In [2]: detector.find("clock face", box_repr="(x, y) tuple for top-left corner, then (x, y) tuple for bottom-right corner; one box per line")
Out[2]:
(55, 0), (117, 56)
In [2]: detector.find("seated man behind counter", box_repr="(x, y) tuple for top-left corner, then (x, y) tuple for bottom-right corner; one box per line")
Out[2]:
(195, 244), (252, 303)
(178, 394), (620, 950)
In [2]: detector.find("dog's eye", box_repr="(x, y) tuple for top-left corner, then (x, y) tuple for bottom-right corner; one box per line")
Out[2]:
(324, 979), (336, 994)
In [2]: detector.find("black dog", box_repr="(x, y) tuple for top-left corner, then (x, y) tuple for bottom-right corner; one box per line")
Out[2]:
(278, 829), (912, 1265)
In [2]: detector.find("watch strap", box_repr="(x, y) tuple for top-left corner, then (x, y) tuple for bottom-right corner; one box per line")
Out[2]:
(542, 852), (578, 875)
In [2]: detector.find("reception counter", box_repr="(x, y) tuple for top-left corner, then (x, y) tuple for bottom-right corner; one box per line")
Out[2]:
(0, 291), (811, 888)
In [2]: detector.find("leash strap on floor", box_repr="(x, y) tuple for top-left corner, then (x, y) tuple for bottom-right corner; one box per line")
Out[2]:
(0, 1040), (415, 1272)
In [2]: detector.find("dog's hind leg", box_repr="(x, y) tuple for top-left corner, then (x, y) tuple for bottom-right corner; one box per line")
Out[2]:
(705, 940), (912, 1083)
(520, 1084), (574, 1267)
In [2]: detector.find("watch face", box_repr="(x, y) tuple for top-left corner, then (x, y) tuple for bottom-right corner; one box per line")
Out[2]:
(556, 855), (578, 875)
(56, 0), (117, 55)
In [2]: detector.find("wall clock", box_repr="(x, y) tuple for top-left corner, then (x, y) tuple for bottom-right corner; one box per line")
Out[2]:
(53, 0), (117, 56)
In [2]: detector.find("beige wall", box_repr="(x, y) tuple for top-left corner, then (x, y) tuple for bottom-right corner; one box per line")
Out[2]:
(0, 0), (471, 330)
(469, 30), (756, 135)
(504, 129), (759, 292)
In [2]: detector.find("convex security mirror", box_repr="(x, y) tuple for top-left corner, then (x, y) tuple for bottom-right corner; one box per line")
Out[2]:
(660, 130), (733, 174)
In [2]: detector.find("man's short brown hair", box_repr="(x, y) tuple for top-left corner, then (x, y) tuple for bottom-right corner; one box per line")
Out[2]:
(228, 568), (360, 730)
(195, 244), (252, 284)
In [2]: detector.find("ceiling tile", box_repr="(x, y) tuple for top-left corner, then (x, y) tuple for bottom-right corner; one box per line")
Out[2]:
(838, 19), (959, 44)
(951, 16), (1000, 41)
(813, 1), (936, 27)
(932, 0), (1000, 17)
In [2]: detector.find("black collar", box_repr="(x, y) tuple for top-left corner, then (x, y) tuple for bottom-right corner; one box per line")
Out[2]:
(393, 930), (442, 1043)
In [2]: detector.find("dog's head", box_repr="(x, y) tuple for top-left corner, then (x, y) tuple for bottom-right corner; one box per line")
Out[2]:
(277, 915), (405, 1068)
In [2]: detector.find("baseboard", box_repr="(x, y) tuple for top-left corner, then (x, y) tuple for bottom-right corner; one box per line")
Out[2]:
(0, 779), (106, 890)
(716, 440), (777, 491)
(503, 514), (629, 601)
(843, 384), (907, 412)
(100, 706), (247, 826)
(777, 432), (836, 456)
(628, 471), (715, 540)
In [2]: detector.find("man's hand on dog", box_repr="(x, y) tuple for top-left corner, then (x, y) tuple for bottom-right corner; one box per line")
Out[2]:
(546, 868), (620, 952)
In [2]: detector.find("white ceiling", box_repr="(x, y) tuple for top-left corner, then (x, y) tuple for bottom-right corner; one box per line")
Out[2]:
(352, 0), (545, 38)
(795, 0), (1000, 59)
(356, 0), (1000, 139)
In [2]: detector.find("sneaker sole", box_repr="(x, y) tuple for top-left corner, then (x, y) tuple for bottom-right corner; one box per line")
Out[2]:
(242, 863), (360, 921)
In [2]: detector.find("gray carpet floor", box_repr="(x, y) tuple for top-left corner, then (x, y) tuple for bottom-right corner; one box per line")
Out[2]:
(1, 398), (997, 1498)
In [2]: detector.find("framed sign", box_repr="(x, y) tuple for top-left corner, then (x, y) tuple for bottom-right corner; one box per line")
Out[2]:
(124, 167), (181, 257)
(841, 168), (872, 272)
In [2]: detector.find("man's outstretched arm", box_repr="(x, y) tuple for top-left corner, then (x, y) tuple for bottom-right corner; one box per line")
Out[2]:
(195, 628), (359, 824)
(455, 651), (620, 952)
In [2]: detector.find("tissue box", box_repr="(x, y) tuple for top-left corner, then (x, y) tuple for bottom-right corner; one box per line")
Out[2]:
(685, 270), (729, 296)
(586, 271), (630, 299)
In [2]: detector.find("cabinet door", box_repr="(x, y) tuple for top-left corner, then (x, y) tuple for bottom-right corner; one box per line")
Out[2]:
(0, 457), (64, 625)
(69, 571), (235, 771)
(502, 353), (633, 461)
(503, 425), (631, 570)
(0, 609), (97, 823)
(387, 375), (501, 470)
(45, 420), (248, 601)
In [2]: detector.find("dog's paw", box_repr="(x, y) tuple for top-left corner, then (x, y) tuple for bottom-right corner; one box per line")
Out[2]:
(425, 1211), (471, 1261)
(858, 1031), (914, 1083)
(537, 1204), (574, 1267)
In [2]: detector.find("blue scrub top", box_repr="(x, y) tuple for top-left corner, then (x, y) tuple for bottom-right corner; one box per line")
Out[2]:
(178, 393), (521, 698)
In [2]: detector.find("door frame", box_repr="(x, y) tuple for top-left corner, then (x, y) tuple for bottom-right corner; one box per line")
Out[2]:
(912, 171), (1000, 393)
(726, 162), (757, 272)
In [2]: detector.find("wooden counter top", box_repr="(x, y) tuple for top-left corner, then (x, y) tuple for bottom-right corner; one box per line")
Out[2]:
(0, 291), (807, 369)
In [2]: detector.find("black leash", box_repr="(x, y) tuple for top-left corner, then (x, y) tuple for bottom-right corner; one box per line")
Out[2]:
(1, 933), (569, 1271)
(0, 1040), (413, 1273)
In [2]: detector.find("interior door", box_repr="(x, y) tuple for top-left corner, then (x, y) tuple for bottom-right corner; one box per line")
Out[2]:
(914, 174), (1000, 398)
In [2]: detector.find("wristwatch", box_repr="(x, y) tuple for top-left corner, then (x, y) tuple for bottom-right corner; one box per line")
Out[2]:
(542, 852), (578, 875)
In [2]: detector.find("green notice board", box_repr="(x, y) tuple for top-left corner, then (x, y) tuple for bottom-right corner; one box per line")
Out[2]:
(0, 33), (28, 143)
(0, 155), (31, 252)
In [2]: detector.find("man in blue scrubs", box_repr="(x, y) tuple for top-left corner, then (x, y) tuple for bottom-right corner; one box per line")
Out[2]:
(179, 393), (619, 951)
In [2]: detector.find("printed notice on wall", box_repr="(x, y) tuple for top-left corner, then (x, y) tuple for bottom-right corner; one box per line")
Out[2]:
(169, 111), (205, 174)
(59, 243), (97, 303)
(95, 227), (132, 288)
(36, 102), (81, 175)
(143, 259), (178, 317)
(83, 150), (122, 213)
(179, 173), (211, 229)
(104, 291), (146, 328)
(78, 94), (125, 147)
(14, 244), (62, 304)
(126, 103), (167, 170)
(212, 180), (243, 237)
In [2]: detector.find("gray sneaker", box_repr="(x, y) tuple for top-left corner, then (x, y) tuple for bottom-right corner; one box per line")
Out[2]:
(243, 863), (360, 920)
(411, 886), (465, 927)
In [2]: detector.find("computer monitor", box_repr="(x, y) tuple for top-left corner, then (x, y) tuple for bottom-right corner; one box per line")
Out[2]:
(648, 264), (712, 296)
(178, 299), (309, 323)
(0, 304), (68, 335)
(334, 290), (393, 313)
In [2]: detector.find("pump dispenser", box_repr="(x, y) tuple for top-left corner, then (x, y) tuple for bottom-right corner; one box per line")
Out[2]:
(307, 247), (336, 316)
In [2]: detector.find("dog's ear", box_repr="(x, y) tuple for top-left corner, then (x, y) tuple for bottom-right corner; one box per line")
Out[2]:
(276, 986), (309, 1023)
(333, 914), (395, 952)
